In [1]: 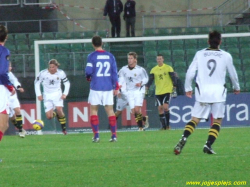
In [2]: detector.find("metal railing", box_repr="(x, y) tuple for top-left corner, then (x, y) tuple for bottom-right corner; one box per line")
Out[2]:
(214, 0), (250, 25)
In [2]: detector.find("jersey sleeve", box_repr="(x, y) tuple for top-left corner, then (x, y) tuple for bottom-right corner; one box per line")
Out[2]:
(8, 72), (21, 89)
(60, 70), (70, 95)
(111, 55), (118, 89)
(185, 52), (198, 92)
(0, 48), (11, 85)
(141, 67), (149, 85)
(226, 54), (240, 91)
(85, 54), (93, 78)
(34, 71), (43, 96)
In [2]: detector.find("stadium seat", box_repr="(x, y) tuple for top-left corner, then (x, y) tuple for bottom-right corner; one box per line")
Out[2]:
(184, 39), (198, 50)
(144, 56), (156, 65)
(71, 43), (84, 52)
(42, 32), (55, 40)
(185, 49), (196, 62)
(145, 50), (157, 58)
(245, 82), (250, 92)
(233, 59), (242, 70)
(223, 26), (237, 33)
(240, 48), (250, 58)
(84, 43), (94, 52)
(157, 28), (171, 36)
(226, 48), (240, 59)
(237, 25), (250, 33)
(224, 37), (239, 48)
(57, 44), (71, 52)
(28, 33), (42, 46)
(5, 44), (17, 54)
(55, 32), (71, 39)
(197, 27), (212, 34)
(143, 28), (156, 36)
(239, 37), (250, 47)
(44, 44), (58, 53)
(172, 49), (185, 62)
(11, 55), (25, 73)
(212, 26), (224, 33)
(143, 41), (157, 51)
(171, 40), (184, 50)
(72, 32), (84, 39)
(183, 27), (198, 35)
(26, 55), (35, 72)
(157, 50), (171, 61)
(198, 39), (208, 49)
(236, 70), (244, 82)
(170, 28), (185, 35)
(15, 33), (29, 45)
(97, 30), (108, 38)
(241, 59), (250, 70)
(83, 31), (96, 38)
(174, 61), (187, 71)
(146, 62), (156, 71)
(103, 42), (110, 51)
(73, 53), (85, 70)
(16, 44), (30, 54)
(157, 40), (171, 50)
(6, 34), (15, 45)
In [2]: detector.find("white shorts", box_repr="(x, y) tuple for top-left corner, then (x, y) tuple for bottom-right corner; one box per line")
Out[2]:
(88, 90), (114, 106)
(43, 91), (64, 112)
(116, 93), (128, 111)
(126, 90), (144, 109)
(192, 101), (226, 119)
(0, 85), (10, 114)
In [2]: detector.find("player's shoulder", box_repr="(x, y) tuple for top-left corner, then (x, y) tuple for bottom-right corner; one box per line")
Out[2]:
(135, 65), (146, 70)
(57, 69), (66, 75)
(219, 49), (232, 57)
(40, 69), (48, 74)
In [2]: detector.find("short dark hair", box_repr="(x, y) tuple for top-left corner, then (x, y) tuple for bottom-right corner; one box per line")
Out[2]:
(92, 36), (102, 47)
(157, 54), (164, 59)
(128, 52), (137, 59)
(208, 30), (221, 49)
(0, 25), (8, 42)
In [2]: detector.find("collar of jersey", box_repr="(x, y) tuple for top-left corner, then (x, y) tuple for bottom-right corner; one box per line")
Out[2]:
(96, 50), (105, 52)
(206, 48), (220, 51)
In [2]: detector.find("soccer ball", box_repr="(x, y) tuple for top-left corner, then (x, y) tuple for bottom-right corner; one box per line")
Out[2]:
(32, 120), (44, 130)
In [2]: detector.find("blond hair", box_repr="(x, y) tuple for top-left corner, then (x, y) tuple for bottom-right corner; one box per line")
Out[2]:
(48, 59), (60, 67)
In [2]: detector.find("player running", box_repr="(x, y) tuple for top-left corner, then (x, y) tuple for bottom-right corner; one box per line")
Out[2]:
(34, 59), (70, 135)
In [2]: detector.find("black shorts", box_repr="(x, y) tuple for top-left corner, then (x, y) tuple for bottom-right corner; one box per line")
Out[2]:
(155, 93), (171, 106)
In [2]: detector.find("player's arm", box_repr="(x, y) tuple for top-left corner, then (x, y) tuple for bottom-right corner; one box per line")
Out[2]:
(85, 55), (93, 81)
(61, 71), (70, 99)
(34, 71), (43, 100)
(226, 54), (240, 93)
(111, 55), (119, 96)
(185, 53), (198, 95)
(141, 68), (149, 85)
(8, 72), (24, 92)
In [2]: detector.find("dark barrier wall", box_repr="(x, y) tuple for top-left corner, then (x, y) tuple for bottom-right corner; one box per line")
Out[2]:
(5, 93), (250, 135)
(0, 6), (57, 33)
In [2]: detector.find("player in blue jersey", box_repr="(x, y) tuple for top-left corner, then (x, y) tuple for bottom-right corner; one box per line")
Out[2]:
(85, 36), (119, 142)
(0, 25), (15, 162)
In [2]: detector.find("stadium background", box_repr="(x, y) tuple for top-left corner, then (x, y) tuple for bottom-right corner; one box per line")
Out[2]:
(1, 0), (249, 135)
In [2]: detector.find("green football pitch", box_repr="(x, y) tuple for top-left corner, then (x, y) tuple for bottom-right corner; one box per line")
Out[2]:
(0, 128), (249, 187)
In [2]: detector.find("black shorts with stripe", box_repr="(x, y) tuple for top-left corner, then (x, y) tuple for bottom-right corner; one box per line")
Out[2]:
(155, 93), (171, 106)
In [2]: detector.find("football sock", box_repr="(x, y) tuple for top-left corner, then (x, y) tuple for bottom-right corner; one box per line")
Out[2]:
(159, 114), (166, 129)
(164, 111), (170, 127)
(90, 115), (99, 139)
(183, 120), (197, 138)
(206, 122), (221, 147)
(109, 116), (117, 139)
(135, 113), (143, 128)
(58, 115), (67, 131)
(16, 115), (23, 132)
(0, 131), (3, 141)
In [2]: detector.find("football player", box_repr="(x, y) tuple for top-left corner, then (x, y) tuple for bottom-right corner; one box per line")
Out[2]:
(34, 59), (70, 135)
(174, 31), (240, 155)
(118, 52), (149, 131)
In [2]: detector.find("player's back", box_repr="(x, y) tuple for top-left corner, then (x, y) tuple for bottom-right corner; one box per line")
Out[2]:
(86, 50), (118, 91)
(193, 48), (234, 102)
(0, 45), (10, 85)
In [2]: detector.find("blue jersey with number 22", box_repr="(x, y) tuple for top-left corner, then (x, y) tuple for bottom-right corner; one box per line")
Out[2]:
(85, 50), (118, 91)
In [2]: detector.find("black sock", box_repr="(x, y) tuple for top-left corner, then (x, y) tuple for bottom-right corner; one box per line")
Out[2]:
(206, 122), (221, 147)
(183, 120), (197, 138)
(164, 111), (170, 126)
(16, 115), (23, 132)
(159, 114), (166, 129)
(58, 116), (67, 131)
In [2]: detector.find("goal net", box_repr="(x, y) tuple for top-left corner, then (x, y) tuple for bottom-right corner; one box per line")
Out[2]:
(34, 33), (250, 134)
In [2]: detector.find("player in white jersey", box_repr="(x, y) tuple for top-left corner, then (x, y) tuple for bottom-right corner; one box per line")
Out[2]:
(118, 52), (149, 131)
(174, 31), (240, 155)
(8, 62), (26, 138)
(115, 69), (149, 129)
(34, 59), (70, 135)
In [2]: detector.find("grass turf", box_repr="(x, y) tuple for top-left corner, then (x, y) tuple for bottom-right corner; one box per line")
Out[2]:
(0, 128), (249, 187)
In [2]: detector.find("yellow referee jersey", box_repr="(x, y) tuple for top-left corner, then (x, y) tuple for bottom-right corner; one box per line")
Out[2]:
(150, 63), (174, 95)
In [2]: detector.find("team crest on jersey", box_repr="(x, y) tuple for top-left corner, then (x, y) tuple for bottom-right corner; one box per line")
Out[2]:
(164, 72), (167, 75)
(134, 74), (137, 76)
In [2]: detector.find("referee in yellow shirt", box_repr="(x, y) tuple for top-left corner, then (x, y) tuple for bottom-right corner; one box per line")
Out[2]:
(146, 54), (177, 130)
